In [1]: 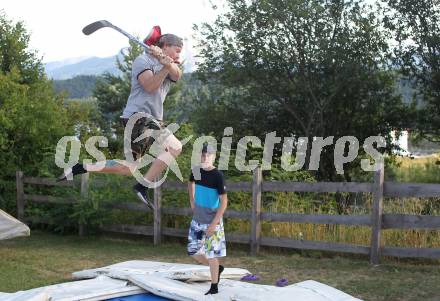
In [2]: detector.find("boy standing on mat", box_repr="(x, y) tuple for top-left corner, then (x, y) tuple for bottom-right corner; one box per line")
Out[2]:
(187, 144), (228, 295)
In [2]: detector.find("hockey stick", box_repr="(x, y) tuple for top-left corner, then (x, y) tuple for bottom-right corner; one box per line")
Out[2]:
(82, 20), (150, 51)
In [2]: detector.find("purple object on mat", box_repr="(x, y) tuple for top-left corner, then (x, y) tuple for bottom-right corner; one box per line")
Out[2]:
(276, 278), (289, 287)
(241, 274), (260, 281)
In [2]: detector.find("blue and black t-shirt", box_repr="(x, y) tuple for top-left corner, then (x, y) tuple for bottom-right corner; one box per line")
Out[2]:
(189, 167), (226, 224)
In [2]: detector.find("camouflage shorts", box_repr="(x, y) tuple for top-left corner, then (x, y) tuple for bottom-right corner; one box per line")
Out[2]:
(121, 116), (165, 160)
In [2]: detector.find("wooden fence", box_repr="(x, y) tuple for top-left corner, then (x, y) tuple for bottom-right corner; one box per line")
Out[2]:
(15, 166), (440, 264)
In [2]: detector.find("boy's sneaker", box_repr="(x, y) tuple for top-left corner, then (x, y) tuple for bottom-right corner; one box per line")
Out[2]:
(56, 163), (87, 182)
(133, 182), (155, 210)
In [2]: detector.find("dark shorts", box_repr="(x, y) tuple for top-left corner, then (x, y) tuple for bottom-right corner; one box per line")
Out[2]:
(121, 116), (164, 160)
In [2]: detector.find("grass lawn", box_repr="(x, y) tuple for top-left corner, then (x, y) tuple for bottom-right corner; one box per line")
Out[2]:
(0, 231), (439, 301)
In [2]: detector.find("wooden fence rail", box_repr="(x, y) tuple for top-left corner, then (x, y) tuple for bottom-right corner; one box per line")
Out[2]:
(15, 166), (440, 264)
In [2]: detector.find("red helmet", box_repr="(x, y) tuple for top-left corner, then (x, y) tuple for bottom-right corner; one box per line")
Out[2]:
(144, 25), (161, 46)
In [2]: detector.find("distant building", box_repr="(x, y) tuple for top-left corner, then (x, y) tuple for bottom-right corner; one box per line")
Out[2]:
(391, 130), (410, 156)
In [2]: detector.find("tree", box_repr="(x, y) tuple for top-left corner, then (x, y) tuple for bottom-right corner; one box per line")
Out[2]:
(0, 11), (44, 85)
(383, 0), (440, 141)
(0, 12), (72, 179)
(52, 75), (98, 98)
(194, 0), (412, 181)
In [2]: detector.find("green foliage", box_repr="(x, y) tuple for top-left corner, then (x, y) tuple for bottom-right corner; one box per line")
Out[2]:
(389, 156), (440, 183)
(0, 13), (102, 218)
(2, 4), (439, 251)
(25, 203), (76, 234)
(70, 197), (103, 231)
(0, 179), (16, 214)
(52, 75), (98, 99)
(193, 0), (413, 181)
(0, 12), (78, 179)
(382, 0), (440, 141)
(0, 11), (44, 85)
(0, 65), (70, 178)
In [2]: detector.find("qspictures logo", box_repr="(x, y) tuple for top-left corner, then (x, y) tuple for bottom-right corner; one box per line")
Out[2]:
(55, 114), (386, 187)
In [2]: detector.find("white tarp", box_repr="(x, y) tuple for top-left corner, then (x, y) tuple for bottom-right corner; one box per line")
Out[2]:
(73, 261), (362, 301)
(2, 260), (363, 301)
(72, 260), (250, 282)
(0, 209), (30, 240)
(128, 274), (363, 301)
(0, 291), (49, 301)
(0, 276), (145, 301)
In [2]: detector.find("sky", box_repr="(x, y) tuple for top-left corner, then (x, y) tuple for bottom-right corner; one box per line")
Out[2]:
(1, 0), (222, 63)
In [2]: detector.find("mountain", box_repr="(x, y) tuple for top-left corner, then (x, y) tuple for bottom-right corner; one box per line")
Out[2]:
(45, 48), (197, 80)
(45, 56), (121, 80)
(53, 75), (98, 99)
(45, 56), (92, 73)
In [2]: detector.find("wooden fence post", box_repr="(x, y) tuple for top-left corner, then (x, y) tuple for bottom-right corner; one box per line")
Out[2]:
(154, 181), (162, 245)
(16, 171), (24, 221)
(79, 173), (89, 237)
(370, 163), (384, 264)
(251, 167), (262, 256)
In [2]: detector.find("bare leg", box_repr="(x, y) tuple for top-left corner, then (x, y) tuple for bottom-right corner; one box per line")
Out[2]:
(89, 164), (131, 175)
(208, 258), (219, 284)
(192, 254), (209, 265)
(84, 160), (134, 176)
(57, 159), (137, 182)
(144, 147), (181, 182)
(58, 134), (183, 183)
(192, 255), (220, 284)
(144, 158), (168, 181)
(80, 139), (182, 180)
